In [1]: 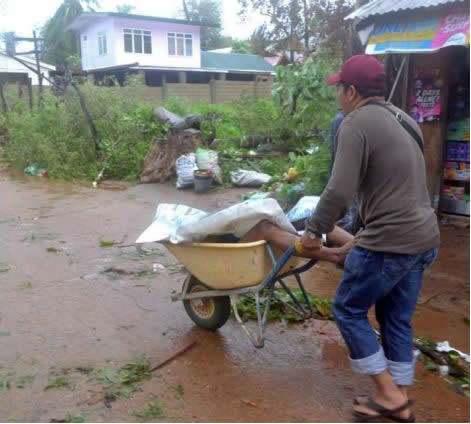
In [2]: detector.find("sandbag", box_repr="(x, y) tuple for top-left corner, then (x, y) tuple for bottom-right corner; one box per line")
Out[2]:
(176, 153), (197, 189)
(230, 169), (271, 187)
(286, 196), (320, 222)
(195, 148), (223, 185)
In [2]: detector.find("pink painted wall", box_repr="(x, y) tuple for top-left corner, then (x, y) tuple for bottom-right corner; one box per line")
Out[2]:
(80, 17), (201, 71)
(80, 17), (116, 71)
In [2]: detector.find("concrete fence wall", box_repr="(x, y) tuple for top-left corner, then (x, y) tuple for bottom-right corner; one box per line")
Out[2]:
(114, 78), (273, 105)
(167, 83), (211, 103)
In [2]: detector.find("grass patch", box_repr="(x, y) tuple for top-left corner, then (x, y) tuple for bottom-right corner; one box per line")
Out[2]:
(95, 355), (152, 401)
(16, 374), (35, 388)
(132, 395), (165, 420)
(99, 240), (117, 248)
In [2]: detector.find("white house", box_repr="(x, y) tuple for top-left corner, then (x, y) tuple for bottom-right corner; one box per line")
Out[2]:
(0, 53), (56, 85)
(67, 12), (274, 86)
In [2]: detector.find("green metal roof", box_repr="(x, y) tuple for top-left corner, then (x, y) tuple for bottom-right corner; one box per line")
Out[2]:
(201, 52), (274, 73)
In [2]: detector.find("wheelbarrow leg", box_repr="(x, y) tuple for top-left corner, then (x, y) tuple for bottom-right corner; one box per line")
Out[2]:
(295, 273), (313, 317)
(231, 295), (264, 348)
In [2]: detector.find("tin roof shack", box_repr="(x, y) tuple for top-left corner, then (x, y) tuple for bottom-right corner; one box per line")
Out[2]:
(347, 0), (470, 217)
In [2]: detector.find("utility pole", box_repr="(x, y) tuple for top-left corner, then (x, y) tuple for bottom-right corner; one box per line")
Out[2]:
(33, 30), (43, 108)
(10, 32), (45, 109)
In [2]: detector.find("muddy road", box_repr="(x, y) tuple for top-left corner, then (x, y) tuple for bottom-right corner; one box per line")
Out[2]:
(1, 168), (469, 422)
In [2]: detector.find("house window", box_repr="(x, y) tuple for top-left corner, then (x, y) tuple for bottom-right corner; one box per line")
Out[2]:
(168, 32), (192, 56)
(123, 29), (152, 54)
(98, 32), (107, 55)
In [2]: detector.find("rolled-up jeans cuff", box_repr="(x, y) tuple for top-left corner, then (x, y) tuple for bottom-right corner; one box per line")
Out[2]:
(350, 347), (388, 375)
(387, 358), (415, 386)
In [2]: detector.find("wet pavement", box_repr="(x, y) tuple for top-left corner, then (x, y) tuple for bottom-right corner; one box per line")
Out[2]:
(0, 166), (469, 422)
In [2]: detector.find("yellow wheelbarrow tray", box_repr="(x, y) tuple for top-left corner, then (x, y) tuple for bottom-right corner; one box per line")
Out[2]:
(163, 240), (317, 348)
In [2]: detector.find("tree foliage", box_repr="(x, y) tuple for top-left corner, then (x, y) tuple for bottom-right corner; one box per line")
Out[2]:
(272, 47), (341, 145)
(181, 0), (230, 50)
(231, 39), (252, 54)
(239, 0), (308, 62)
(40, 0), (99, 66)
(250, 24), (272, 56)
(115, 4), (135, 14)
(309, 0), (362, 59)
(240, 0), (362, 61)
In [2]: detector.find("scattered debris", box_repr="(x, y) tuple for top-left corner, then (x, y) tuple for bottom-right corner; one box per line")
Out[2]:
(153, 263), (165, 272)
(149, 341), (197, 373)
(75, 367), (93, 375)
(0, 263), (13, 273)
(20, 281), (33, 290)
(99, 240), (117, 248)
(46, 247), (60, 253)
(50, 412), (87, 423)
(414, 336), (470, 396)
(132, 394), (166, 420)
(24, 164), (48, 177)
(16, 374), (35, 389)
(242, 399), (257, 407)
(44, 369), (75, 391)
(94, 355), (152, 402)
(238, 288), (333, 322)
(436, 341), (470, 363)
(169, 384), (184, 399)
(0, 374), (10, 391)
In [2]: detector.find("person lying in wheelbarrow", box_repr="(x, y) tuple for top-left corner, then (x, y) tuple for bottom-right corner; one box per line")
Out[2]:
(244, 55), (440, 423)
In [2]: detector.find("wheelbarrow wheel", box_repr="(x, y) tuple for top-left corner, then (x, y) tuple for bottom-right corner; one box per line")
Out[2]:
(183, 276), (231, 330)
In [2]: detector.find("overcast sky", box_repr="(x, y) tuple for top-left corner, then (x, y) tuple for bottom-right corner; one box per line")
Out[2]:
(0, 0), (267, 39)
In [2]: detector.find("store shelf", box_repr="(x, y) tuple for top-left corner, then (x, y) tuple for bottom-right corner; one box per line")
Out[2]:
(439, 197), (470, 216)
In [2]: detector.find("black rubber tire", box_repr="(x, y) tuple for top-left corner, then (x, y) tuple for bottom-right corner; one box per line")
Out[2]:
(183, 276), (231, 330)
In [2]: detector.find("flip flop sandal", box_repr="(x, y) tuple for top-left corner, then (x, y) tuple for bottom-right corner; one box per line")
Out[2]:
(353, 398), (414, 423)
(387, 413), (416, 423)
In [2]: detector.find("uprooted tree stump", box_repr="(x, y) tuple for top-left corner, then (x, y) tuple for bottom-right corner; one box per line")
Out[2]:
(140, 128), (203, 183)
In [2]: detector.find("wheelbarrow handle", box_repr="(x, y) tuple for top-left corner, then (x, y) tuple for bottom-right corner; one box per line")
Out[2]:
(259, 245), (296, 290)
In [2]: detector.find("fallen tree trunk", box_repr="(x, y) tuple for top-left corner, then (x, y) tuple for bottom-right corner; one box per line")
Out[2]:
(140, 128), (203, 183)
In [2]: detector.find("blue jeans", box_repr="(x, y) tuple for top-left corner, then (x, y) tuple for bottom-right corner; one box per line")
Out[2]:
(333, 246), (439, 385)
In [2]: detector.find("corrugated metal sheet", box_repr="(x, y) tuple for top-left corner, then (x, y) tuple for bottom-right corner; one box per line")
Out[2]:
(201, 52), (274, 73)
(346, 0), (466, 21)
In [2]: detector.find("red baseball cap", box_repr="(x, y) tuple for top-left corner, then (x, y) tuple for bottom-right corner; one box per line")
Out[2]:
(327, 55), (385, 89)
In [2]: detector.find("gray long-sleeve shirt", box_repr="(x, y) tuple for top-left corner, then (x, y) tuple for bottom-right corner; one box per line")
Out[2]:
(307, 101), (440, 255)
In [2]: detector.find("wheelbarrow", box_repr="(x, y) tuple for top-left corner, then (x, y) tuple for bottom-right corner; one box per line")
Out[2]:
(164, 240), (317, 348)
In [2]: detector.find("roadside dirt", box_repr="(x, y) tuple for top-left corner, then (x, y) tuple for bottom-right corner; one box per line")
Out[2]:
(0, 167), (469, 423)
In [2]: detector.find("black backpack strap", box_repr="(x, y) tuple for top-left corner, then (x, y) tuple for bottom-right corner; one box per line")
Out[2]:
(369, 101), (424, 155)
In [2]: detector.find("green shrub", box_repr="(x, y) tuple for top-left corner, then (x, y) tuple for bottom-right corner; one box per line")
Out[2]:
(3, 82), (162, 181)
